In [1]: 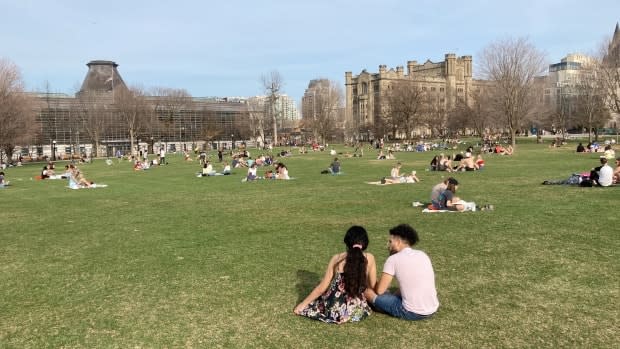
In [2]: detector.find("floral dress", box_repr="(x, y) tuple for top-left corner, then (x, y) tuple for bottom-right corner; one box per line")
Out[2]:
(299, 272), (371, 324)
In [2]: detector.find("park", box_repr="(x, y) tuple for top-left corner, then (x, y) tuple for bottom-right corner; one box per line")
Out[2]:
(1, 139), (618, 348)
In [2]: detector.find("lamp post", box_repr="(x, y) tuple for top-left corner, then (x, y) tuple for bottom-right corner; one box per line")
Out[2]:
(52, 140), (56, 161)
(231, 134), (235, 150)
(138, 139), (141, 158)
(367, 129), (370, 142)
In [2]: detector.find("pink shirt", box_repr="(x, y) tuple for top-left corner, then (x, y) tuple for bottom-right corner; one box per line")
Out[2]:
(383, 247), (439, 315)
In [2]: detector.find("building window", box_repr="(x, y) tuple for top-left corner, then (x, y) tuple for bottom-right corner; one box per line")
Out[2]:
(457, 88), (463, 93)
(440, 87), (445, 92)
(431, 87), (436, 91)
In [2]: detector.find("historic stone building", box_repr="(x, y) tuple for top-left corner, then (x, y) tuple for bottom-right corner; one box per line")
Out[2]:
(345, 53), (473, 139)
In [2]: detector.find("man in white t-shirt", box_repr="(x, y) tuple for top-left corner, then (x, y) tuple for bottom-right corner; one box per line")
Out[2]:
(364, 224), (439, 320)
(591, 157), (613, 187)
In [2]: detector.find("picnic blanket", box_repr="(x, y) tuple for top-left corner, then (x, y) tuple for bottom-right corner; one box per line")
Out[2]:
(68, 183), (108, 190)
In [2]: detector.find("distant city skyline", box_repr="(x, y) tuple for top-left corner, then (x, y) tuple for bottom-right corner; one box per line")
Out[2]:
(1, 0), (618, 103)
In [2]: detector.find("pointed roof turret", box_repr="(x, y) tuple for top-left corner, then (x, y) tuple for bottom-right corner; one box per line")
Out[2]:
(77, 60), (127, 96)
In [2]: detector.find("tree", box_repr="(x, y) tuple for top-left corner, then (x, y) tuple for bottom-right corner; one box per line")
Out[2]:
(478, 37), (547, 149)
(384, 81), (426, 140)
(303, 79), (343, 143)
(573, 62), (610, 142)
(75, 91), (109, 157)
(0, 58), (38, 164)
(261, 71), (283, 145)
(246, 96), (266, 148)
(542, 85), (578, 140)
(599, 31), (620, 115)
(423, 94), (448, 138)
(114, 86), (148, 156)
(152, 87), (192, 144)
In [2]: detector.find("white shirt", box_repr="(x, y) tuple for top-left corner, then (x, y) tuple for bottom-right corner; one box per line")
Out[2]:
(383, 247), (439, 315)
(599, 164), (613, 186)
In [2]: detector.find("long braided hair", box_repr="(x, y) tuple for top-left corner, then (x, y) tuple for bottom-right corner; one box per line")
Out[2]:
(342, 226), (369, 296)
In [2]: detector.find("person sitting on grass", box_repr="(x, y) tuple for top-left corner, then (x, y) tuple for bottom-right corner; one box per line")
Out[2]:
(588, 157), (613, 187)
(69, 164), (93, 188)
(0, 171), (9, 187)
(221, 162), (231, 175)
(475, 154), (485, 170)
(294, 226), (376, 324)
(328, 157), (341, 174)
(455, 152), (477, 171)
(276, 162), (290, 180)
(613, 157), (620, 184)
(363, 224), (439, 321)
(432, 178), (476, 211)
(246, 163), (258, 181)
(201, 161), (216, 177)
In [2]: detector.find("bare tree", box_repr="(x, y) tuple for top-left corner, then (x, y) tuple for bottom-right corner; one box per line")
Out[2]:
(598, 34), (620, 115)
(199, 108), (222, 148)
(542, 85), (578, 140)
(574, 62), (610, 142)
(0, 58), (38, 164)
(304, 79), (343, 143)
(246, 96), (266, 148)
(152, 87), (192, 144)
(75, 91), (109, 157)
(423, 94), (448, 137)
(114, 86), (149, 156)
(478, 37), (547, 149)
(384, 81), (426, 140)
(261, 71), (283, 145)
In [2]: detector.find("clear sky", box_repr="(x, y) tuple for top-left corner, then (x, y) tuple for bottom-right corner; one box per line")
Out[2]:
(1, 0), (618, 103)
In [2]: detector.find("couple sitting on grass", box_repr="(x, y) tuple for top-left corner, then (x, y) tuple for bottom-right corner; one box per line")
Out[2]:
(294, 224), (439, 324)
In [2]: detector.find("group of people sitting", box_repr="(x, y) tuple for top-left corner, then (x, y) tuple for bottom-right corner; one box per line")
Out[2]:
(428, 177), (487, 211)
(576, 141), (616, 154)
(376, 149), (396, 160)
(198, 161), (232, 177)
(244, 162), (290, 181)
(430, 152), (485, 172)
(545, 156), (620, 187)
(294, 224), (439, 324)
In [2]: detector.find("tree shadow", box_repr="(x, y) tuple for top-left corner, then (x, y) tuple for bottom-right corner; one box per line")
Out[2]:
(295, 269), (319, 303)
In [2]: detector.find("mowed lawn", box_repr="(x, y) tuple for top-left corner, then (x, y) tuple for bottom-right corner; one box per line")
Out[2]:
(1, 140), (618, 348)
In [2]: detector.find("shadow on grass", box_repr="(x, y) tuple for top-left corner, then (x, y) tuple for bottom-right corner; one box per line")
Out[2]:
(296, 269), (319, 302)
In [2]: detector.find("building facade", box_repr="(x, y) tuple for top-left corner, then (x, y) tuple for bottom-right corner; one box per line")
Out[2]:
(345, 53), (473, 139)
(30, 60), (250, 159)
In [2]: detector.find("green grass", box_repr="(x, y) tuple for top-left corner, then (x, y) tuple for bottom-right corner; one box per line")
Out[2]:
(1, 140), (618, 348)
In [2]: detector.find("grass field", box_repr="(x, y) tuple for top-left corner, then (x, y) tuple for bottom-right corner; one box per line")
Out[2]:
(1, 139), (618, 348)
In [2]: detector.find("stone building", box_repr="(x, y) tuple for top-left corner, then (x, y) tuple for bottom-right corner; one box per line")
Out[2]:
(345, 53), (473, 140)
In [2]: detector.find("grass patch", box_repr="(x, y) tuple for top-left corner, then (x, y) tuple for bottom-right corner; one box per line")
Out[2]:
(1, 140), (618, 348)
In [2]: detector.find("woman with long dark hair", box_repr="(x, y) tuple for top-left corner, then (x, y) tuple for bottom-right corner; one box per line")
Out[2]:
(293, 226), (376, 324)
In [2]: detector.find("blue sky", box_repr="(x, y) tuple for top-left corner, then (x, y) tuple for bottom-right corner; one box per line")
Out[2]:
(1, 0), (618, 103)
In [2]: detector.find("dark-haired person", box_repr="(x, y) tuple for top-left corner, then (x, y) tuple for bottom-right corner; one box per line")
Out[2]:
(294, 226), (377, 324)
(434, 177), (476, 211)
(364, 224), (439, 321)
